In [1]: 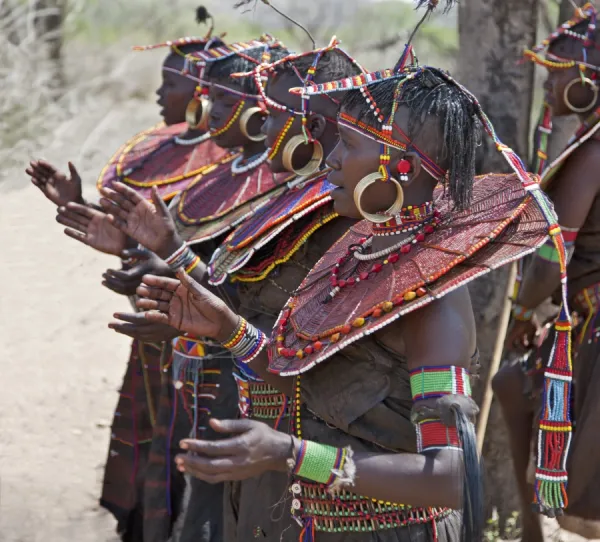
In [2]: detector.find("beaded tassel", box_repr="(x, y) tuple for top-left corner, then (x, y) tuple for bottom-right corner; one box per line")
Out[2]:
(531, 101), (553, 176)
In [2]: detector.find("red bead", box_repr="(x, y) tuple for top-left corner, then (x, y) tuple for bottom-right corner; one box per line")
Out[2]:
(396, 159), (411, 174)
(283, 309), (291, 319)
(401, 244), (411, 254)
(338, 279), (347, 288)
(417, 287), (427, 297)
(347, 277), (356, 286)
(424, 225), (435, 234)
(372, 263), (383, 273)
(416, 233), (426, 242)
(314, 341), (323, 351)
(389, 253), (399, 263)
(373, 308), (383, 318)
(342, 324), (352, 334)
(359, 272), (369, 280)
(304, 345), (314, 355)
(393, 295), (404, 306)
(337, 257), (345, 265)
(332, 268), (339, 275)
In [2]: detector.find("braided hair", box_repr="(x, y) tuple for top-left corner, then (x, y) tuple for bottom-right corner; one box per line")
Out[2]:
(342, 68), (481, 210)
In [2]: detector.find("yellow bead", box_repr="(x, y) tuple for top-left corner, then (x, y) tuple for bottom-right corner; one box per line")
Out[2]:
(353, 317), (365, 327)
(404, 291), (417, 302)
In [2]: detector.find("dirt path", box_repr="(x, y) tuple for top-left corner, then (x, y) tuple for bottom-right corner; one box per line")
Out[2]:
(0, 97), (156, 542)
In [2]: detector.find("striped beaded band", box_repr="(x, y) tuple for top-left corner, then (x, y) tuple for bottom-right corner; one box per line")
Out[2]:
(293, 440), (347, 486)
(409, 366), (472, 402)
(416, 419), (462, 453)
(165, 243), (201, 274)
(512, 303), (534, 322)
(222, 317), (267, 364)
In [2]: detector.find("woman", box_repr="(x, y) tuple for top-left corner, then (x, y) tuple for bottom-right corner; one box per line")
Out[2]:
(495, 3), (600, 540)
(128, 27), (569, 542)
(99, 36), (297, 542)
(26, 10), (228, 542)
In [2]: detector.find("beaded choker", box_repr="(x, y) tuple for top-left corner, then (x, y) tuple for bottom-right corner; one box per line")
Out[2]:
(372, 201), (438, 236)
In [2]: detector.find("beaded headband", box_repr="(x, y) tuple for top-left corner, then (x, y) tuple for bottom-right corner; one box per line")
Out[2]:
(523, 2), (599, 72)
(232, 36), (365, 143)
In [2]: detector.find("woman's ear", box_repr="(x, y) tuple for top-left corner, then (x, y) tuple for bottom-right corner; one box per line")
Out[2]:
(390, 151), (421, 185)
(308, 113), (327, 141)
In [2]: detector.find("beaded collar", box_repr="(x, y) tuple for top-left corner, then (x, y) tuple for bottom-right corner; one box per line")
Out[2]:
(96, 122), (227, 202)
(207, 169), (335, 285)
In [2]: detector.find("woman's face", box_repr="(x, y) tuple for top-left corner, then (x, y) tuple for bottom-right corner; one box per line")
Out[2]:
(545, 40), (598, 116)
(156, 53), (198, 126)
(263, 73), (321, 173)
(208, 79), (265, 149)
(326, 106), (399, 219)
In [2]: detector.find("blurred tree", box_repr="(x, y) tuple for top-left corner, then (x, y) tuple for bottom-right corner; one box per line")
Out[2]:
(458, 0), (539, 534)
(32, 0), (66, 96)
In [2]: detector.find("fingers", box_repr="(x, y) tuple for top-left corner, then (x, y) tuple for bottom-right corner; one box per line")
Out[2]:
(108, 322), (148, 339)
(57, 207), (91, 231)
(175, 454), (236, 483)
(65, 202), (99, 219)
(106, 182), (144, 210)
(102, 274), (137, 296)
(208, 418), (256, 435)
(105, 266), (143, 281)
(179, 433), (247, 457)
(176, 269), (205, 297)
(67, 161), (81, 183)
(121, 247), (150, 261)
(143, 310), (171, 325)
(136, 298), (171, 312)
(63, 228), (91, 246)
(151, 186), (172, 218)
(112, 312), (147, 324)
(141, 275), (181, 291)
(57, 215), (88, 234)
(99, 196), (131, 223)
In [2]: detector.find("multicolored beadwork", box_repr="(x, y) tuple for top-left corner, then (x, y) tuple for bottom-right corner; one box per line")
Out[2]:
(222, 317), (267, 364)
(293, 440), (348, 486)
(164, 243), (201, 274)
(409, 366), (472, 402)
(416, 419), (461, 453)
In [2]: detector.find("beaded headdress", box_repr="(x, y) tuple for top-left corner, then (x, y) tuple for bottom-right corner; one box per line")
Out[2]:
(230, 37), (365, 160)
(286, 0), (574, 518)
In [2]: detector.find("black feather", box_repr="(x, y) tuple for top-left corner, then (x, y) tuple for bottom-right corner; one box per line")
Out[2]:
(196, 5), (210, 24)
(414, 0), (457, 14)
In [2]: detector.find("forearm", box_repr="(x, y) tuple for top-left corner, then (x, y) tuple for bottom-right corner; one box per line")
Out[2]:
(247, 350), (294, 397)
(344, 449), (463, 509)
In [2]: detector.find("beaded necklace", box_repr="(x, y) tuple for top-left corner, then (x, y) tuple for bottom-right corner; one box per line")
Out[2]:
(372, 201), (437, 236)
(230, 149), (270, 175)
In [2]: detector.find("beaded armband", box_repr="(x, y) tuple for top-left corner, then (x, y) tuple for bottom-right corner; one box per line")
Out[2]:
(165, 243), (201, 274)
(512, 303), (534, 322)
(289, 440), (355, 493)
(410, 366), (472, 453)
(222, 317), (267, 364)
(536, 226), (578, 265)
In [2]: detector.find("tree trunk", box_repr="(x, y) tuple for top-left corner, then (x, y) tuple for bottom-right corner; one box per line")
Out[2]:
(457, 0), (539, 533)
(32, 0), (66, 97)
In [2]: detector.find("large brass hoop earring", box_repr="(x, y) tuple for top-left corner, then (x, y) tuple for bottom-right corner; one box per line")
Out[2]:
(239, 107), (267, 142)
(186, 97), (212, 131)
(282, 135), (323, 176)
(563, 77), (599, 114)
(353, 173), (404, 224)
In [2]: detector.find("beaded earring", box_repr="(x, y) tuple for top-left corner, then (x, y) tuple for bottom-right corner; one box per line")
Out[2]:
(396, 159), (411, 182)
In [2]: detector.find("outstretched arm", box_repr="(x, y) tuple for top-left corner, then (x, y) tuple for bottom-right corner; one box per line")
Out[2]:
(27, 160), (85, 207)
(135, 272), (294, 395)
(99, 183), (208, 284)
(507, 143), (600, 348)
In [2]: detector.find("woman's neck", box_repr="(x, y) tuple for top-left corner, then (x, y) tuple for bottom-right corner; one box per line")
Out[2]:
(243, 141), (268, 160)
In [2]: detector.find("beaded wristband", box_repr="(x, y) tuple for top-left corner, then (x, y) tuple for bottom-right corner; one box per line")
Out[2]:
(293, 440), (348, 486)
(512, 303), (534, 322)
(415, 418), (462, 453)
(409, 366), (472, 402)
(222, 317), (267, 364)
(165, 242), (201, 274)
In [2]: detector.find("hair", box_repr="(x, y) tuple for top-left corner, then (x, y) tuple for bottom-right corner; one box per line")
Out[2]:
(273, 49), (362, 85)
(206, 44), (290, 94)
(342, 69), (481, 210)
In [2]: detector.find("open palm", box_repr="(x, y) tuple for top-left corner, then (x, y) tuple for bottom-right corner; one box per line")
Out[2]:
(57, 203), (126, 256)
(136, 273), (238, 342)
(27, 160), (83, 207)
(99, 184), (178, 257)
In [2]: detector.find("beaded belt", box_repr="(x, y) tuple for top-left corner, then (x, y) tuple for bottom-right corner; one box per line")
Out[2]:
(574, 283), (600, 316)
(290, 480), (451, 533)
(234, 373), (291, 425)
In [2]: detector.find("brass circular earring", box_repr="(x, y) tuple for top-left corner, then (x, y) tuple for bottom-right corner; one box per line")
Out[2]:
(353, 173), (404, 224)
(186, 97), (212, 131)
(282, 135), (324, 176)
(239, 107), (267, 142)
(563, 77), (599, 114)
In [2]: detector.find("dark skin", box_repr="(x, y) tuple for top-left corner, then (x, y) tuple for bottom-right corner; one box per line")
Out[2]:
(134, 103), (477, 509)
(495, 39), (600, 542)
(108, 68), (347, 370)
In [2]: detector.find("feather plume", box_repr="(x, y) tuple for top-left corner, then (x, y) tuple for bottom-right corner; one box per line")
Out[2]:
(196, 5), (211, 24)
